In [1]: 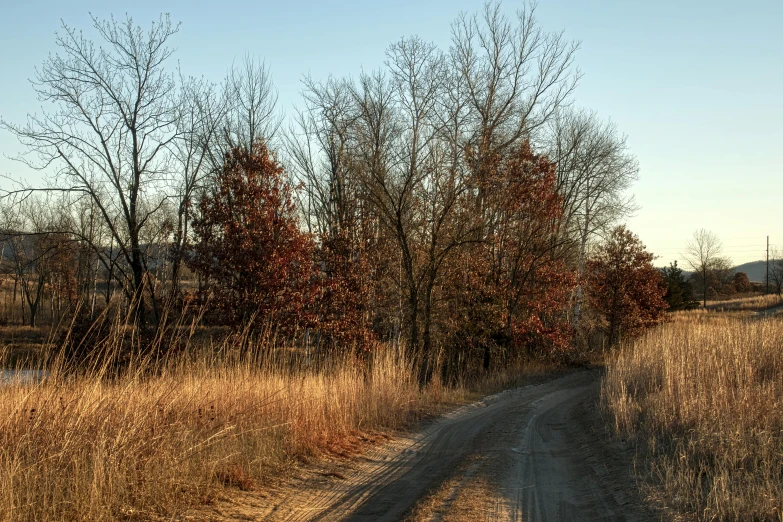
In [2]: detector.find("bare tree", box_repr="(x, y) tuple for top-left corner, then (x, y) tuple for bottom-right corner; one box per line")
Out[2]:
(450, 1), (580, 166)
(210, 56), (282, 164)
(684, 229), (724, 307)
(770, 247), (783, 296)
(353, 38), (446, 381)
(286, 76), (359, 236)
(353, 37), (491, 385)
(0, 196), (74, 327)
(1, 14), (181, 322)
(67, 194), (103, 315)
(546, 109), (638, 325)
(168, 76), (227, 296)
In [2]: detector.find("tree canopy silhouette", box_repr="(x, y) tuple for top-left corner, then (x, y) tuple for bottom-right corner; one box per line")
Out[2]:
(587, 226), (668, 346)
(188, 142), (316, 331)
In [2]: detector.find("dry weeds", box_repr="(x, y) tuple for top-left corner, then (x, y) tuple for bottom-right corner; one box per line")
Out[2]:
(703, 293), (783, 312)
(0, 334), (470, 522)
(0, 305), (556, 522)
(603, 312), (783, 520)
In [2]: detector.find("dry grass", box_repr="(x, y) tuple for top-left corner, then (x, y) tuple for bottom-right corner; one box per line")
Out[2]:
(703, 293), (783, 312)
(0, 304), (554, 522)
(403, 466), (496, 522)
(602, 312), (783, 520)
(0, 332), (479, 522)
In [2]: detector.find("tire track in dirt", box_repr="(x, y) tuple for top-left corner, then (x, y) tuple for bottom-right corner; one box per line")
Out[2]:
(498, 381), (625, 520)
(216, 370), (654, 521)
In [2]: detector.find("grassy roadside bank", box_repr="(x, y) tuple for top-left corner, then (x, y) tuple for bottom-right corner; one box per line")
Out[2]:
(0, 332), (554, 522)
(703, 293), (783, 312)
(602, 312), (783, 520)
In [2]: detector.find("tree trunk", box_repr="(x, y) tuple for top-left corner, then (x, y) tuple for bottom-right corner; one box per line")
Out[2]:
(702, 267), (707, 307)
(407, 286), (419, 355)
(573, 230), (589, 326)
(28, 299), (38, 328)
(418, 282), (435, 387)
(12, 277), (18, 324)
(131, 251), (145, 321)
(573, 184), (591, 327)
(170, 208), (187, 301)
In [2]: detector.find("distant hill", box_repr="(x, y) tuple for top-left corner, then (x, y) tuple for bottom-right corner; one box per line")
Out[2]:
(733, 260), (767, 283)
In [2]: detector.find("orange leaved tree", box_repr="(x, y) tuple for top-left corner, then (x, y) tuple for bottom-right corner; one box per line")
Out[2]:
(441, 142), (575, 376)
(188, 142), (316, 332)
(483, 143), (575, 356)
(586, 226), (667, 346)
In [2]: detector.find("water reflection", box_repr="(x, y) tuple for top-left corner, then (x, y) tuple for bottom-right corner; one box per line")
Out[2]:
(0, 369), (48, 385)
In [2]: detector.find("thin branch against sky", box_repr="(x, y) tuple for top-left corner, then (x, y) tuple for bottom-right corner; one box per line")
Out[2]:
(1, 0), (781, 265)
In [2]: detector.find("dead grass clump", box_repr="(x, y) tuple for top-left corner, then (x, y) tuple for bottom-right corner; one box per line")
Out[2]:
(0, 337), (466, 521)
(704, 293), (783, 312)
(214, 463), (256, 491)
(602, 312), (783, 520)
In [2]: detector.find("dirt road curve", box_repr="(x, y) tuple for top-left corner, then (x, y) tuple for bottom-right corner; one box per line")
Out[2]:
(756, 303), (783, 318)
(227, 371), (654, 521)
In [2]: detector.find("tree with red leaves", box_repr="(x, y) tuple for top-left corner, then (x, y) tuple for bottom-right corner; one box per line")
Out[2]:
(313, 226), (378, 351)
(485, 142), (575, 355)
(188, 142), (316, 332)
(442, 142), (575, 377)
(586, 226), (667, 346)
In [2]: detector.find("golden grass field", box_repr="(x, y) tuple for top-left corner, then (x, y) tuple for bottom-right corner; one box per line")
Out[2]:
(0, 318), (550, 522)
(0, 347), (430, 520)
(603, 309), (783, 521)
(703, 293), (783, 312)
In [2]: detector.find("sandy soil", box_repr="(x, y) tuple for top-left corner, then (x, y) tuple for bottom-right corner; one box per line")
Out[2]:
(189, 370), (656, 521)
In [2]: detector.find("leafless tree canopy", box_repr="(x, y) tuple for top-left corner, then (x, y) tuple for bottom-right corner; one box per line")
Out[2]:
(0, 14), (183, 319)
(544, 108), (639, 325)
(0, 15), (281, 321)
(213, 56), (282, 164)
(685, 228), (725, 306)
(450, 2), (580, 155)
(0, 3), (645, 379)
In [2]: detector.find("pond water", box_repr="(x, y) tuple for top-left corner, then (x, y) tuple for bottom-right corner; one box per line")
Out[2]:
(0, 369), (48, 385)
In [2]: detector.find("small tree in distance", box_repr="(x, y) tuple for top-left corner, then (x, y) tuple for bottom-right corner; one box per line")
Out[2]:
(684, 229), (724, 307)
(770, 248), (783, 296)
(586, 226), (668, 346)
(188, 142), (316, 332)
(733, 272), (752, 294)
(661, 261), (699, 311)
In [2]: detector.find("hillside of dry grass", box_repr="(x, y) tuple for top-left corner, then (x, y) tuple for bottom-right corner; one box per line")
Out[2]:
(602, 312), (783, 520)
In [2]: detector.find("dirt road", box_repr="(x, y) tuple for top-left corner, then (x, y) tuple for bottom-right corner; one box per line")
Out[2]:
(756, 303), (783, 318)
(207, 371), (654, 521)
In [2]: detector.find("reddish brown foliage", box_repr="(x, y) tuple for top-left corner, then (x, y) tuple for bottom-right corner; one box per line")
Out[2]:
(733, 272), (752, 293)
(313, 226), (377, 351)
(586, 226), (668, 346)
(188, 143), (316, 332)
(483, 142), (575, 353)
(443, 142), (575, 369)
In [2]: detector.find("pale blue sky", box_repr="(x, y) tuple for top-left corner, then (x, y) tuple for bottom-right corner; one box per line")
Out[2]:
(1, 0), (781, 266)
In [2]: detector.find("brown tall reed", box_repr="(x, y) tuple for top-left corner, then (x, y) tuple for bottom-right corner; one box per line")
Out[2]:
(0, 309), (463, 521)
(603, 312), (783, 520)
(0, 299), (553, 521)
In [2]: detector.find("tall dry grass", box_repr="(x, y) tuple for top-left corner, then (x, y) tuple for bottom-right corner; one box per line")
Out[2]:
(704, 293), (783, 312)
(0, 329), (470, 521)
(603, 313), (783, 520)
(0, 303), (553, 522)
